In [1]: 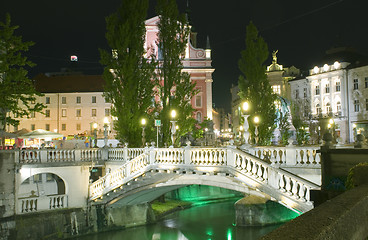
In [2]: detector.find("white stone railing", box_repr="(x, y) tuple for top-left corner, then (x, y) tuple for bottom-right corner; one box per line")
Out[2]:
(89, 154), (149, 199)
(248, 146), (321, 167)
(18, 194), (68, 214)
(89, 147), (320, 212)
(47, 150), (75, 162)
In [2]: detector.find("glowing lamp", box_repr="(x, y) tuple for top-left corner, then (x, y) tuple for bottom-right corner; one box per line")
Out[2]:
(313, 66), (319, 74)
(242, 102), (249, 111)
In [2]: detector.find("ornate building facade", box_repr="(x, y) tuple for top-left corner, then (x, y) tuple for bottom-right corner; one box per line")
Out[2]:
(145, 16), (214, 123)
(289, 47), (368, 143)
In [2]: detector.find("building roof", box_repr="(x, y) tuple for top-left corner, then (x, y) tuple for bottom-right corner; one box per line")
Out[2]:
(34, 74), (105, 93)
(313, 47), (368, 68)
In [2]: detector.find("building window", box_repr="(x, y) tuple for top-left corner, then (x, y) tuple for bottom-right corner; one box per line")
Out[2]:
(326, 102), (331, 114)
(105, 108), (110, 117)
(92, 96), (96, 103)
(76, 96), (81, 104)
(33, 174), (42, 183)
(62, 124), (66, 131)
(366, 99), (368, 111)
(45, 124), (50, 131)
(272, 85), (281, 95)
(45, 109), (50, 118)
(30, 111), (35, 118)
(354, 100), (360, 112)
(92, 109), (97, 117)
(31, 124), (35, 130)
(195, 95), (202, 108)
(76, 109), (81, 117)
(337, 101), (341, 112)
(365, 77), (368, 88)
(14, 125), (18, 132)
(295, 89), (299, 99)
(315, 85), (320, 95)
(353, 79), (358, 90)
(62, 109), (67, 117)
(196, 112), (202, 122)
(45, 97), (50, 104)
(76, 123), (81, 131)
(61, 96), (66, 104)
(325, 83), (330, 93)
(316, 104), (321, 115)
(46, 173), (54, 182)
(303, 88), (307, 98)
(335, 81), (341, 92)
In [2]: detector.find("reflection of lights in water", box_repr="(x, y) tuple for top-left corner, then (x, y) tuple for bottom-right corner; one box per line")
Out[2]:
(227, 228), (233, 240)
(163, 219), (177, 228)
(152, 233), (160, 240)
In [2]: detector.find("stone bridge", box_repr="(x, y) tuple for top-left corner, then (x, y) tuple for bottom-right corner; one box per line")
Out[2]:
(5, 145), (321, 217)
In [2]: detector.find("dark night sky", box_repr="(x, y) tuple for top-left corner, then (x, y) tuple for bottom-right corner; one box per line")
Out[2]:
(2, 0), (368, 112)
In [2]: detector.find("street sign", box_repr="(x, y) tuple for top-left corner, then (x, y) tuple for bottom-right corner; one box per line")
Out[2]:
(155, 120), (161, 127)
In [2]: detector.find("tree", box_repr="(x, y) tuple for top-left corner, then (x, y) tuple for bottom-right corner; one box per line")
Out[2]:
(0, 13), (44, 132)
(238, 22), (277, 145)
(100, 0), (156, 147)
(155, 0), (197, 146)
(291, 102), (310, 145)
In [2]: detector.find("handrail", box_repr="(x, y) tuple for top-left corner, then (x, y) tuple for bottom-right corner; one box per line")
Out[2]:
(89, 147), (320, 212)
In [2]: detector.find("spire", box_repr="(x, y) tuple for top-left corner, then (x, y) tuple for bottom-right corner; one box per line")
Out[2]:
(206, 35), (210, 49)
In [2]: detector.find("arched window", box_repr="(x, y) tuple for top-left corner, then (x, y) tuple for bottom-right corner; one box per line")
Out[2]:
(336, 101), (341, 112)
(325, 102), (331, 113)
(196, 112), (202, 122)
(316, 104), (321, 115)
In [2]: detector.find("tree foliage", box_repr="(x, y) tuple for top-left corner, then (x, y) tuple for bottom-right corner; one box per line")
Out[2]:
(291, 102), (310, 145)
(0, 13), (44, 131)
(100, 0), (156, 147)
(155, 0), (197, 146)
(238, 22), (277, 145)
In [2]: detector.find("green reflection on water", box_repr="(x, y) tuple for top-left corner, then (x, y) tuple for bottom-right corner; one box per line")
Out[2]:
(74, 198), (291, 240)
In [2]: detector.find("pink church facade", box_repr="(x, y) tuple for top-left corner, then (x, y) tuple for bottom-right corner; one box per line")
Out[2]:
(145, 16), (214, 122)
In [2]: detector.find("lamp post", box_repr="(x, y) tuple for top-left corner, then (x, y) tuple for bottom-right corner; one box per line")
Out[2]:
(253, 116), (260, 145)
(241, 101), (250, 145)
(352, 123), (357, 141)
(92, 122), (98, 148)
(103, 117), (109, 148)
(141, 118), (146, 147)
(170, 110), (177, 147)
(328, 118), (335, 142)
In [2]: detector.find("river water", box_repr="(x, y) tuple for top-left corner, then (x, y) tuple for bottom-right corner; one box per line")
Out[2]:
(76, 198), (282, 240)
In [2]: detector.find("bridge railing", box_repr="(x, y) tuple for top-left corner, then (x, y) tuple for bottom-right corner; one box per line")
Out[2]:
(89, 146), (320, 212)
(17, 194), (68, 214)
(248, 146), (321, 167)
(89, 153), (149, 199)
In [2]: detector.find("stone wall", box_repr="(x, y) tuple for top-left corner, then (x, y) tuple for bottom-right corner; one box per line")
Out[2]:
(0, 203), (155, 240)
(0, 151), (16, 218)
(261, 184), (368, 240)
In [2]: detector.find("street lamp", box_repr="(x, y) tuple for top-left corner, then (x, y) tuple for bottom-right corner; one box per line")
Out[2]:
(92, 122), (98, 148)
(328, 118), (335, 142)
(241, 101), (250, 145)
(170, 110), (177, 147)
(141, 118), (146, 147)
(253, 116), (260, 145)
(103, 117), (109, 148)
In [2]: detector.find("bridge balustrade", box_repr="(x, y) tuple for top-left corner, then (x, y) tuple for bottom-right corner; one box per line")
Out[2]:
(248, 146), (321, 167)
(89, 147), (320, 212)
(18, 194), (68, 214)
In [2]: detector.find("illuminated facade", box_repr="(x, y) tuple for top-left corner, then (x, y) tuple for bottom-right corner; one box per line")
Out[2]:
(290, 51), (368, 143)
(12, 74), (114, 138)
(145, 16), (214, 122)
